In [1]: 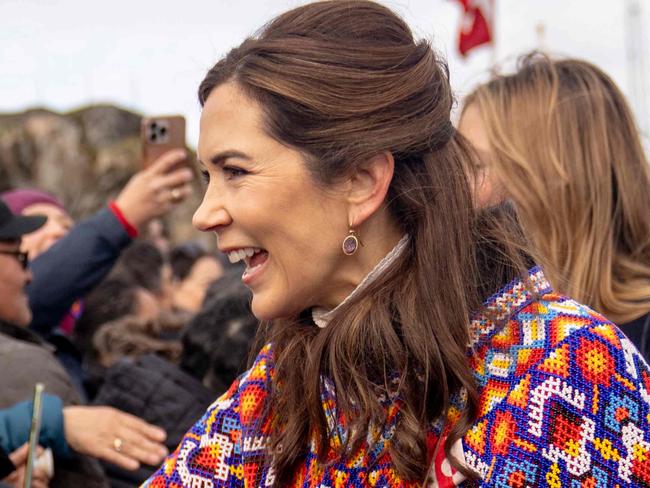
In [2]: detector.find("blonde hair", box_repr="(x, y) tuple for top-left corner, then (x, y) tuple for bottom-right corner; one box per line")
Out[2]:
(465, 53), (650, 324)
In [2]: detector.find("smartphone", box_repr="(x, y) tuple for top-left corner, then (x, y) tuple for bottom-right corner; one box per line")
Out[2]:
(23, 383), (44, 488)
(141, 115), (186, 168)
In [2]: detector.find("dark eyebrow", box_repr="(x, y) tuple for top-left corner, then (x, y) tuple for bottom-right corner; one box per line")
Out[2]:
(201, 150), (252, 167)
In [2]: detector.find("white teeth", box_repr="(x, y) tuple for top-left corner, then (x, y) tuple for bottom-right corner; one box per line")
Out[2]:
(227, 247), (262, 264)
(242, 263), (263, 278)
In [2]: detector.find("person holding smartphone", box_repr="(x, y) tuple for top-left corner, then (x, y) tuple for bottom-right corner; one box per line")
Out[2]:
(0, 393), (168, 472)
(0, 202), (51, 488)
(0, 443), (50, 488)
(0, 200), (169, 487)
(1, 149), (193, 399)
(1, 148), (193, 338)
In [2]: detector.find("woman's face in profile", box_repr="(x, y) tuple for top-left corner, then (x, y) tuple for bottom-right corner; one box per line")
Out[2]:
(194, 82), (350, 320)
(458, 104), (505, 208)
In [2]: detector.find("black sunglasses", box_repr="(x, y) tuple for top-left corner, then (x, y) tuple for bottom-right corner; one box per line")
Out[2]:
(0, 250), (29, 270)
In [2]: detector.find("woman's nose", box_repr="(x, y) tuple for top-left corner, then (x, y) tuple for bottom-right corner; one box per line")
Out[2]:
(192, 192), (232, 232)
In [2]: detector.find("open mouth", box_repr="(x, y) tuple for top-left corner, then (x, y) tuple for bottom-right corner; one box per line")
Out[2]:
(227, 247), (269, 282)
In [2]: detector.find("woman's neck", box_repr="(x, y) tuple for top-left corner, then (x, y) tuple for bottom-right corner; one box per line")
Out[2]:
(326, 210), (404, 303)
(312, 233), (409, 328)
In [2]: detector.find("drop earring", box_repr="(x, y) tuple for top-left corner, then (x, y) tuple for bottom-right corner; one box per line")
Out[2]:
(342, 229), (361, 256)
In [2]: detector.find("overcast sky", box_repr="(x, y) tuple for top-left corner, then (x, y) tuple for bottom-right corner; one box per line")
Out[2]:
(2, 0), (647, 144)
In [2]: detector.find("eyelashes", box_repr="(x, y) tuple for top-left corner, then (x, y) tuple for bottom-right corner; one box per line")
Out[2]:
(199, 167), (248, 183)
(223, 166), (248, 178)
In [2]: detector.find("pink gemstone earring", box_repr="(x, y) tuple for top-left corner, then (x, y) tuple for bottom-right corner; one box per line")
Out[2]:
(342, 229), (361, 256)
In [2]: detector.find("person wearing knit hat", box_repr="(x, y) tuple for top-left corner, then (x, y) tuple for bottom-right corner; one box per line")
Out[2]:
(2, 188), (65, 214)
(0, 149), (193, 400)
(0, 201), (170, 487)
(2, 189), (72, 260)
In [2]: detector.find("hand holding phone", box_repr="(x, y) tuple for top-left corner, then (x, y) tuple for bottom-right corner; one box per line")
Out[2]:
(141, 116), (187, 168)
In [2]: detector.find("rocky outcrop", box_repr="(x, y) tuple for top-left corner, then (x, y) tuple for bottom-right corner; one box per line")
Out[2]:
(0, 105), (203, 244)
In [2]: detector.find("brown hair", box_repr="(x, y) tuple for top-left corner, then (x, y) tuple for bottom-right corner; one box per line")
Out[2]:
(199, 1), (523, 483)
(466, 53), (650, 324)
(93, 316), (182, 367)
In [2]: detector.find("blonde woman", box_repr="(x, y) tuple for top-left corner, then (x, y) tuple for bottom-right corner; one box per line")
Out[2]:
(460, 53), (650, 360)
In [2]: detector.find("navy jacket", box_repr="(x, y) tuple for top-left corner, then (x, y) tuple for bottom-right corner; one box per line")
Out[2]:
(27, 208), (132, 336)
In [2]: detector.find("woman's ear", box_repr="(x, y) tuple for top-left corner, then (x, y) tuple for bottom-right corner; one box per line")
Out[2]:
(346, 151), (395, 227)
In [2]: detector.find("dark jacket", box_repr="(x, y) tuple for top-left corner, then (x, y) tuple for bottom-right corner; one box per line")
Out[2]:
(27, 208), (132, 337)
(93, 354), (214, 486)
(0, 321), (108, 487)
(0, 322), (79, 408)
(619, 311), (650, 362)
(26, 208), (133, 399)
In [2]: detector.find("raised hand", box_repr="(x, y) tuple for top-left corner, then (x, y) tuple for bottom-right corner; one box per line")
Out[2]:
(114, 149), (194, 230)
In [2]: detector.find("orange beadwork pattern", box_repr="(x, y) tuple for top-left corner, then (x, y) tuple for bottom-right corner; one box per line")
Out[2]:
(143, 267), (650, 487)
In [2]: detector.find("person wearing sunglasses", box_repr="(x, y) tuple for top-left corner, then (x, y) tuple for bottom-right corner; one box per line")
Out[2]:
(1, 147), (193, 341)
(0, 200), (170, 486)
(0, 200), (44, 328)
(0, 200), (50, 487)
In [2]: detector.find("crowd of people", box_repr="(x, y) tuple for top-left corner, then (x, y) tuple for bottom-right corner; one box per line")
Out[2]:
(1, 1), (649, 487)
(0, 151), (253, 486)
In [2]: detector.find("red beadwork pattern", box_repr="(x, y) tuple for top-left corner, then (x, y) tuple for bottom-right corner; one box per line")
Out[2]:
(143, 267), (650, 487)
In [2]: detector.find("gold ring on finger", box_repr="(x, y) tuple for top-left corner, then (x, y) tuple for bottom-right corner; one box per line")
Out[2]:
(113, 437), (124, 453)
(170, 188), (182, 202)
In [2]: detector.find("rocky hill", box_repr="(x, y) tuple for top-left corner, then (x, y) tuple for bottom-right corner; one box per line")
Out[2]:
(0, 105), (203, 244)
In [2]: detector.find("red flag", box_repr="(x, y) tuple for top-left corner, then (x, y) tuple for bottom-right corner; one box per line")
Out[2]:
(456, 0), (493, 57)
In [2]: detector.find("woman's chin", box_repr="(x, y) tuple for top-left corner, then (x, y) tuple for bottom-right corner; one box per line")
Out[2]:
(250, 295), (301, 322)
(250, 297), (278, 321)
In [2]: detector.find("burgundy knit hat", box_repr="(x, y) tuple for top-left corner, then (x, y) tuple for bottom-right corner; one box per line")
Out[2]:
(0, 188), (66, 215)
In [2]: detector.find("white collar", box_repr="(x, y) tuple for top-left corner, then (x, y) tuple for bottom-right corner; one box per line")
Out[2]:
(311, 234), (410, 328)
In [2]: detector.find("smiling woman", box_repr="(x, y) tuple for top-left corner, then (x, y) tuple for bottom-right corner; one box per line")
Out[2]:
(194, 82), (382, 320)
(143, 2), (650, 487)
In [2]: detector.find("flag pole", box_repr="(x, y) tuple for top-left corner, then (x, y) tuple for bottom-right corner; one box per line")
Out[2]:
(625, 0), (649, 137)
(489, 0), (498, 74)
(535, 21), (547, 52)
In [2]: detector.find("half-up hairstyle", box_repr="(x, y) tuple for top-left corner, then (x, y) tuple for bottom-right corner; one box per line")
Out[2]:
(199, 1), (522, 484)
(466, 53), (650, 325)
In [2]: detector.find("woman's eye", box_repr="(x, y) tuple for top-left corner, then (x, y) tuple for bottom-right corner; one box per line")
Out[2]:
(200, 169), (210, 183)
(223, 166), (248, 178)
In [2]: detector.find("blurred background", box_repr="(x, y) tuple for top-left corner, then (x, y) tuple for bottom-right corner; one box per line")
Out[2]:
(2, 0), (647, 241)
